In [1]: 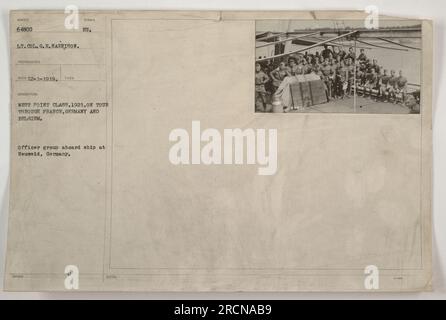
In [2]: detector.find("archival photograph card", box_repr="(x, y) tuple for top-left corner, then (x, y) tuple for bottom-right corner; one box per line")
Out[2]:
(5, 10), (432, 291)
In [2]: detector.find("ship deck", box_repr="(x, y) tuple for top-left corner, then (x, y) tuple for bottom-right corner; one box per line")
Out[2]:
(289, 96), (418, 114)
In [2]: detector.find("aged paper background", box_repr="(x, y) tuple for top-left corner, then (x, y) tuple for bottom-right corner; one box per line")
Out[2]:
(4, 10), (432, 291)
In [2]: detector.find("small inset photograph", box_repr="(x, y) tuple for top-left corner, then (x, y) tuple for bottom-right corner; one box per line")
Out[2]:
(255, 20), (421, 114)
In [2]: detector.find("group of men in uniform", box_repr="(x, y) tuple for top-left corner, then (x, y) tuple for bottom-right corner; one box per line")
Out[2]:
(255, 44), (411, 112)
